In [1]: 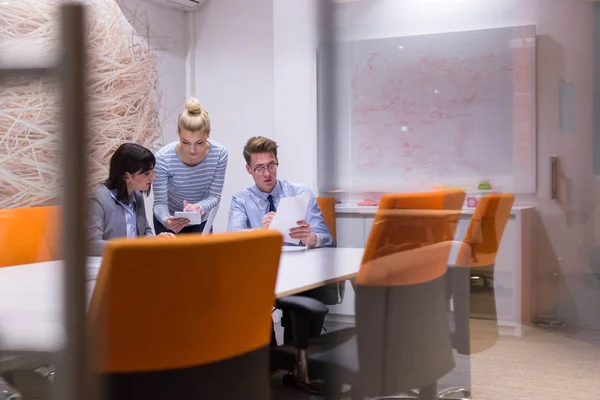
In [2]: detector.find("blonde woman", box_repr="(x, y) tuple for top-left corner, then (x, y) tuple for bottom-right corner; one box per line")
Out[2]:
(153, 98), (228, 234)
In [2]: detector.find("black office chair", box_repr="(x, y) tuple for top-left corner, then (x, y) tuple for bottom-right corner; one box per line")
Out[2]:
(273, 191), (467, 397)
(270, 195), (346, 391)
(270, 295), (353, 393)
(90, 231), (282, 400)
(302, 240), (471, 399)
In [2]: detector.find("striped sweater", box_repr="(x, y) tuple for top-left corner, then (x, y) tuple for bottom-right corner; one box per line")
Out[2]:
(152, 139), (228, 224)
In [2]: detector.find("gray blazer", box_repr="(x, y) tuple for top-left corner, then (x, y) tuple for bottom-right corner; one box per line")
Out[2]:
(89, 184), (153, 256)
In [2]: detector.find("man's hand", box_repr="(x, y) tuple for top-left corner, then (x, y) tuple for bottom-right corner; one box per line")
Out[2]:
(157, 232), (176, 239)
(262, 211), (275, 229)
(290, 220), (317, 247)
(183, 200), (203, 214)
(164, 216), (189, 233)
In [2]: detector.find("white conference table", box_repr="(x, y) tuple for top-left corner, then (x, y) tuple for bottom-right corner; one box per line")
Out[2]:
(0, 247), (364, 360)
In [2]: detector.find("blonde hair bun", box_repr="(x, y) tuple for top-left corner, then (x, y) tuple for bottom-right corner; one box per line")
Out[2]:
(184, 97), (204, 116)
(178, 97), (211, 133)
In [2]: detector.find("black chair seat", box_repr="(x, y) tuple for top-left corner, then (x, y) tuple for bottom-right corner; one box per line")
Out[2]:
(270, 327), (356, 376)
(308, 334), (358, 379)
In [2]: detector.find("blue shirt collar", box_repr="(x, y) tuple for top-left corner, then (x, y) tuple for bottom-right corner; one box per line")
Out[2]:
(108, 186), (137, 206)
(250, 179), (282, 200)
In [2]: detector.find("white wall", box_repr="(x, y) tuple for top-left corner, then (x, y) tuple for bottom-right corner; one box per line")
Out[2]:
(273, 0), (320, 190)
(193, 0), (274, 232)
(117, 0), (187, 231)
(190, 0), (598, 326)
(272, 0), (539, 200)
(118, 0), (187, 145)
(530, 0), (595, 327)
(334, 0), (537, 40)
(272, 0), (598, 326)
(191, 0), (537, 228)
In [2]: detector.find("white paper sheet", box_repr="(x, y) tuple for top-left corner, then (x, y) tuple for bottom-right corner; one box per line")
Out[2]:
(269, 194), (310, 244)
(281, 246), (307, 252)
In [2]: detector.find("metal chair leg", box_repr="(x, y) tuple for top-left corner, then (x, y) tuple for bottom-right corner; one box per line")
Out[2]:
(438, 386), (471, 399)
(347, 393), (471, 400)
(437, 397), (470, 400)
(371, 388), (429, 399)
(293, 349), (324, 394)
(371, 384), (471, 400)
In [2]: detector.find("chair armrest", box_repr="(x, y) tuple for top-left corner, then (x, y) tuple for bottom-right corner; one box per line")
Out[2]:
(275, 296), (329, 316)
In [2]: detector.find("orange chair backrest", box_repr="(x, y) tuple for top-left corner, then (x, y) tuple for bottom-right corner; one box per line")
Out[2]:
(358, 240), (460, 287)
(377, 189), (465, 211)
(362, 190), (465, 265)
(0, 206), (62, 267)
(456, 193), (515, 268)
(316, 197), (337, 242)
(89, 230), (283, 373)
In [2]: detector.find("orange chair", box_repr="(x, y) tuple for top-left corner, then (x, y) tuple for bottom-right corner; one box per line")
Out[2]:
(447, 192), (515, 292)
(315, 196), (345, 304)
(89, 230), (283, 399)
(454, 193), (515, 269)
(284, 191), (467, 398)
(316, 197), (337, 243)
(275, 190), (465, 392)
(442, 193), (515, 399)
(363, 189), (466, 265)
(0, 206), (61, 267)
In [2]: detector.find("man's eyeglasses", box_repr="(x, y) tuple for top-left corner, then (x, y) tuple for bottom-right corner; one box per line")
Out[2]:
(253, 162), (278, 174)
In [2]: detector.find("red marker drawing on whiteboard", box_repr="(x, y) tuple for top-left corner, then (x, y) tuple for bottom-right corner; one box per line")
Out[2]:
(358, 199), (378, 206)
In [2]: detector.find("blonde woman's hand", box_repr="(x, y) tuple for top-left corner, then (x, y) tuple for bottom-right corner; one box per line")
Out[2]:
(164, 216), (189, 233)
(183, 200), (203, 214)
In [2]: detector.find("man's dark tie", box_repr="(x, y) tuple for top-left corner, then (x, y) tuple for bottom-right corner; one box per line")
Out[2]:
(267, 194), (276, 213)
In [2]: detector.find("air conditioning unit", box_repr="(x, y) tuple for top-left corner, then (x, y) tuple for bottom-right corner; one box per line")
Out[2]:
(141, 0), (206, 11)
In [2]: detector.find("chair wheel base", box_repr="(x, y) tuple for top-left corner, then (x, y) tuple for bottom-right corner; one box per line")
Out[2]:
(0, 376), (22, 400)
(298, 378), (325, 395)
(282, 373), (296, 387)
(284, 374), (325, 396)
(34, 365), (55, 384)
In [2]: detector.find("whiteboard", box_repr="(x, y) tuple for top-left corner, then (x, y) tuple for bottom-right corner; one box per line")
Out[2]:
(318, 26), (536, 193)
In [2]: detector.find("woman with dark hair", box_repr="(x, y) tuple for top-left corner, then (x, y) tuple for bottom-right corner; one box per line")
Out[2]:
(89, 143), (174, 256)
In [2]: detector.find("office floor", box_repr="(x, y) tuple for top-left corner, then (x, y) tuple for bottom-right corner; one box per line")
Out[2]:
(271, 319), (600, 400)
(6, 296), (600, 400)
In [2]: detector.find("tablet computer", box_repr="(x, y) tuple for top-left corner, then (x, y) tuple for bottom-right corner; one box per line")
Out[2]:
(174, 211), (203, 225)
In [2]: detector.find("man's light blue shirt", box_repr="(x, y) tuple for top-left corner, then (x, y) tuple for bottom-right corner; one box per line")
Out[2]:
(109, 189), (137, 238)
(227, 180), (334, 248)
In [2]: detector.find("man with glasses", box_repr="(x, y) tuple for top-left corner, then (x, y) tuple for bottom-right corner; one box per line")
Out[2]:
(227, 136), (335, 344)
(227, 136), (333, 249)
